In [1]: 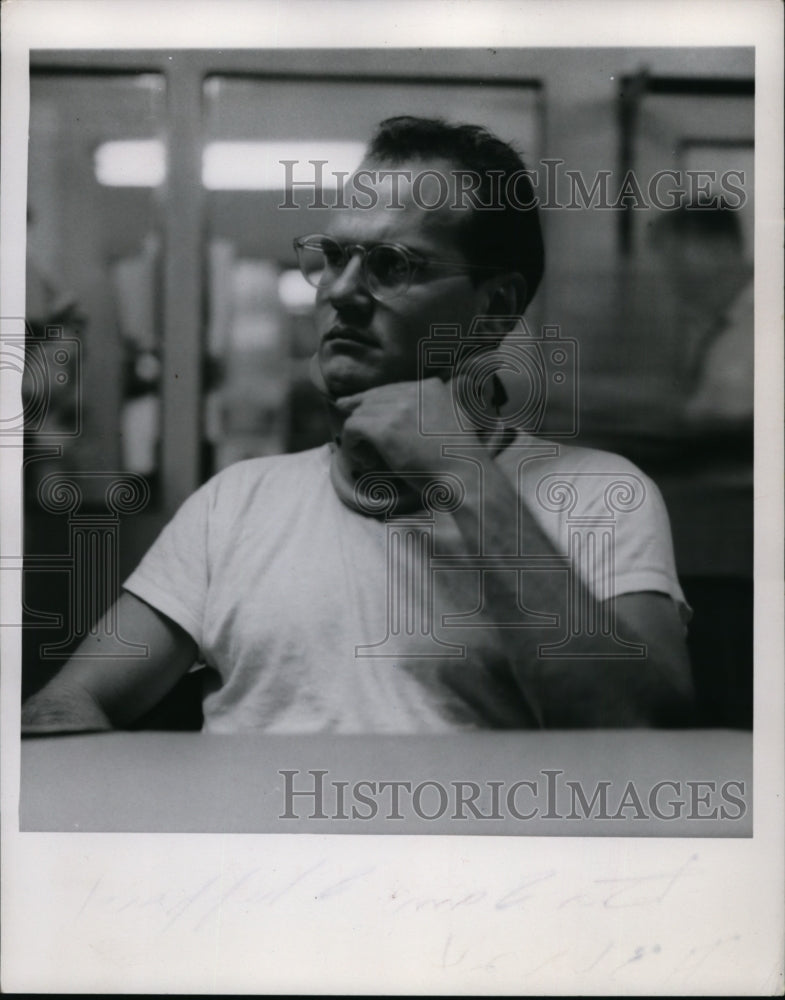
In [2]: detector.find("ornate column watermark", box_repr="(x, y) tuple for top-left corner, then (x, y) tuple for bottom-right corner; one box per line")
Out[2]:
(535, 472), (647, 659)
(353, 472), (466, 658)
(33, 472), (150, 659)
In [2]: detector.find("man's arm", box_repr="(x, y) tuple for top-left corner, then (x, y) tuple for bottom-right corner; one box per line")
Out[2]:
(449, 446), (695, 727)
(21, 592), (198, 733)
(518, 592), (694, 727)
(337, 378), (695, 727)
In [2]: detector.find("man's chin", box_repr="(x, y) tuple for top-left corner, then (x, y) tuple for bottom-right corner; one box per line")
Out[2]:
(319, 354), (386, 398)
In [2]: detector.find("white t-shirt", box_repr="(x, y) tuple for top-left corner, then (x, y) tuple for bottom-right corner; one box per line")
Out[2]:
(123, 438), (688, 733)
(686, 278), (754, 423)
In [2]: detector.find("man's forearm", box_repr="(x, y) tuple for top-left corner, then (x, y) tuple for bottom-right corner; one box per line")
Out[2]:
(443, 446), (582, 654)
(440, 449), (693, 726)
(22, 678), (113, 733)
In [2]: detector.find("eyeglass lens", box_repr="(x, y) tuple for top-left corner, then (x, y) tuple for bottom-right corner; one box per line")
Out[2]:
(296, 237), (412, 298)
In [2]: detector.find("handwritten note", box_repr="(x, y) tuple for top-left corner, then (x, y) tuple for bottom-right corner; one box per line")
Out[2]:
(15, 844), (760, 994)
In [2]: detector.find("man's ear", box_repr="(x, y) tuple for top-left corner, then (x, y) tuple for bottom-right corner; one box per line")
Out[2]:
(478, 272), (528, 333)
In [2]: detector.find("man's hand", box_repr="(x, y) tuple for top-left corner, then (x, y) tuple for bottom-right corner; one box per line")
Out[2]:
(334, 375), (495, 481)
(21, 593), (198, 734)
(22, 678), (113, 734)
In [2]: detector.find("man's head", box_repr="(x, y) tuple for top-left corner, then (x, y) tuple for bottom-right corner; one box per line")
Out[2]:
(366, 116), (544, 304)
(304, 116), (544, 397)
(650, 200), (744, 261)
(649, 200), (748, 309)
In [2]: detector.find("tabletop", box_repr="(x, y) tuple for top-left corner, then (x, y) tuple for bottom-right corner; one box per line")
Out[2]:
(20, 728), (752, 836)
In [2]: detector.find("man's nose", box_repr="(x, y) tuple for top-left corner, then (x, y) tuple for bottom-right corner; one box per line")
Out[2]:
(326, 252), (373, 310)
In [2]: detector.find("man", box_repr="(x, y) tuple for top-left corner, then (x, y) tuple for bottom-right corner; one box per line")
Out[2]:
(650, 202), (754, 435)
(22, 116), (693, 733)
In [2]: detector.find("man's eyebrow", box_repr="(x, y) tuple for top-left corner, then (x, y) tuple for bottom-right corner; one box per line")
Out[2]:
(323, 234), (441, 256)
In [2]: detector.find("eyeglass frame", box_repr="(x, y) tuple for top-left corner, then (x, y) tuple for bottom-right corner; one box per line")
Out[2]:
(292, 233), (501, 301)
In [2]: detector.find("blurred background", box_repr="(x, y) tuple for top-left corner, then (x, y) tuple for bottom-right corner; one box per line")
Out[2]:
(23, 47), (753, 726)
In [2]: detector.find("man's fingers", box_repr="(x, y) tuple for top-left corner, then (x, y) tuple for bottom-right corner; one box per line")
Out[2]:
(451, 370), (495, 406)
(334, 381), (414, 413)
(332, 394), (364, 414)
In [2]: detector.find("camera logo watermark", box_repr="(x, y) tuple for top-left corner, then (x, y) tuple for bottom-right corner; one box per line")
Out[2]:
(418, 317), (578, 439)
(0, 319), (81, 440)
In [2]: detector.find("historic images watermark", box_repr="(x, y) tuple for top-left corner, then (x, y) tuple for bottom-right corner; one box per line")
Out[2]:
(278, 160), (748, 211)
(279, 768), (748, 822)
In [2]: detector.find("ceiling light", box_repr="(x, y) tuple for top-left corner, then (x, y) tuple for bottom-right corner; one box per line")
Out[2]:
(94, 140), (166, 187)
(202, 141), (365, 191)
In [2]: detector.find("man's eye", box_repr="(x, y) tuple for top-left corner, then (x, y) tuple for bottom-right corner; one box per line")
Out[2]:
(371, 247), (409, 285)
(319, 243), (344, 267)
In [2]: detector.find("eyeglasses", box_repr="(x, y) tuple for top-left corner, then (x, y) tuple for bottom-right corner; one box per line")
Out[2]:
(293, 234), (495, 301)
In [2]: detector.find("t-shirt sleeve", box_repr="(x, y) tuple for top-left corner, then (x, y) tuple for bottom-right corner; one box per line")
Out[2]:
(512, 443), (693, 626)
(122, 482), (212, 648)
(603, 472), (692, 626)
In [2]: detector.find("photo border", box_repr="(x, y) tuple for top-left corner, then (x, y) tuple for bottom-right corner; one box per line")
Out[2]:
(2, 1), (782, 993)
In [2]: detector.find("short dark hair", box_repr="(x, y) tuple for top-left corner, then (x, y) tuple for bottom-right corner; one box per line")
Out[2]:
(366, 115), (544, 310)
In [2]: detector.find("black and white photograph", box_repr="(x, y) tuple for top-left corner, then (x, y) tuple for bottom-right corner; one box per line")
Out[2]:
(2, 0), (783, 994)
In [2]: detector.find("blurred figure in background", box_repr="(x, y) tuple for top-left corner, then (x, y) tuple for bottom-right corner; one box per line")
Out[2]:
(650, 202), (753, 441)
